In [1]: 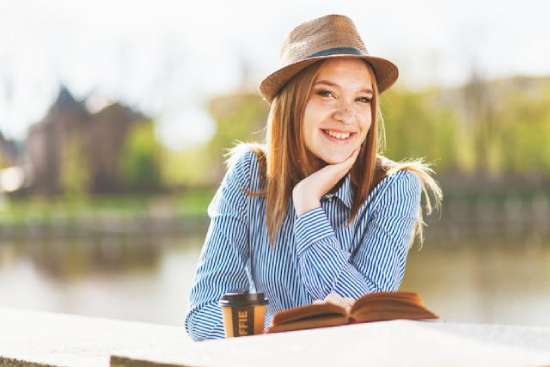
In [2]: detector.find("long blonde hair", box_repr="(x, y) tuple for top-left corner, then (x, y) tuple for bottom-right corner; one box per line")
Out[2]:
(226, 59), (442, 250)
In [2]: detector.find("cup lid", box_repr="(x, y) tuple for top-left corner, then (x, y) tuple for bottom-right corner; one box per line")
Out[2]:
(219, 292), (268, 307)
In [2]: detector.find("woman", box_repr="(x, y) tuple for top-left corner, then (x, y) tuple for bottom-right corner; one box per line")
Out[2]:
(184, 14), (442, 341)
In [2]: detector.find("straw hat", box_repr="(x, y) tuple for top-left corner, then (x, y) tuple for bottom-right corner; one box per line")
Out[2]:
(258, 14), (399, 103)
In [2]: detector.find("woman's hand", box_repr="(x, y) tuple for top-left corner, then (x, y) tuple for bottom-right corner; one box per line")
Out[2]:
(292, 148), (360, 216)
(313, 292), (355, 312)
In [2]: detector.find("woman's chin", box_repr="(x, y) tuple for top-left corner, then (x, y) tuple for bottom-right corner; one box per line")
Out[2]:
(320, 152), (351, 165)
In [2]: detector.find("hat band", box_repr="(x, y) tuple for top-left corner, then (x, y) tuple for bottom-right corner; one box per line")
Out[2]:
(307, 47), (365, 58)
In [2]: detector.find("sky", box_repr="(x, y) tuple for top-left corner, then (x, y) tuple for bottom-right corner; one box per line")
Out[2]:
(0, 0), (549, 149)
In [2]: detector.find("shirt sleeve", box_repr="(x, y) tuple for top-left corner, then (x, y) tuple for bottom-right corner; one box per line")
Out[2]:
(293, 170), (422, 300)
(184, 149), (253, 341)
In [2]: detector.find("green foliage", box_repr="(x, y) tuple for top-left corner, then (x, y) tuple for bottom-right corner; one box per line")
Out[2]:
(60, 135), (90, 198)
(160, 144), (215, 187)
(206, 92), (269, 178)
(153, 81), (550, 189)
(156, 92), (269, 188)
(208, 92), (268, 150)
(119, 121), (163, 191)
(380, 88), (461, 172)
(174, 187), (215, 215)
(494, 87), (550, 175)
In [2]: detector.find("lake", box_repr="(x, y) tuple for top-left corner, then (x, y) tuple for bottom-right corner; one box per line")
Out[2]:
(0, 233), (549, 327)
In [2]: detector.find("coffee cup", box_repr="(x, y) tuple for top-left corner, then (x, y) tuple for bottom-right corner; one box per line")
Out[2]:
(219, 292), (268, 337)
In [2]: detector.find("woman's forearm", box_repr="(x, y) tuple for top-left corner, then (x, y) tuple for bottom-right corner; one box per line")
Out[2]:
(293, 183), (321, 216)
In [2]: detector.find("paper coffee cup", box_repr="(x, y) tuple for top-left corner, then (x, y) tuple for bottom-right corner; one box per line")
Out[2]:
(219, 292), (268, 337)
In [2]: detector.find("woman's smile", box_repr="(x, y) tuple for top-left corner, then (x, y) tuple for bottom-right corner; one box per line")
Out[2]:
(320, 128), (357, 144)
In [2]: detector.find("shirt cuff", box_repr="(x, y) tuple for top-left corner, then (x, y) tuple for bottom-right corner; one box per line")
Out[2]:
(332, 261), (377, 298)
(294, 207), (335, 257)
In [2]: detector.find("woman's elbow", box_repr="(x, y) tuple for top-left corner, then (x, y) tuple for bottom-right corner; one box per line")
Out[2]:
(184, 308), (225, 342)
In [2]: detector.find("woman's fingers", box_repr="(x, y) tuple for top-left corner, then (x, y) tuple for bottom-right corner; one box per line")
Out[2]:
(330, 148), (360, 173)
(315, 148), (360, 186)
(292, 146), (362, 212)
(342, 298), (355, 307)
(313, 293), (355, 314)
(324, 292), (351, 307)
(343, 147), (360, 168)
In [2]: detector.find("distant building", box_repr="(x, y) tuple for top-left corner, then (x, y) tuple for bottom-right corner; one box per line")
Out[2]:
(84, 101), (147, 193)
(26, 86), (88, 195)
(25, 85), (148, 195)
(0, 131), (19, 167)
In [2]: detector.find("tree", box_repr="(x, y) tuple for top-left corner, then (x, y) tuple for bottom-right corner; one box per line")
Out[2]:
(119, 121), (163, 191)
(381, 88), (461, 173)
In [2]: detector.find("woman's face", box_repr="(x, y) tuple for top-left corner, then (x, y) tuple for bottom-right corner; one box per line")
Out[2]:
(302, 57), (374, 165)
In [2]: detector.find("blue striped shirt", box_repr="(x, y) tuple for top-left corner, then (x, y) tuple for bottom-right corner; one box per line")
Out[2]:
(184, 147), (422, 341)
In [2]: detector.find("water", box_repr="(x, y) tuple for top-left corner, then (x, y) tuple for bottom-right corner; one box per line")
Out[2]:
(402, 241), (550, 326)
(0, 234), (549, 327)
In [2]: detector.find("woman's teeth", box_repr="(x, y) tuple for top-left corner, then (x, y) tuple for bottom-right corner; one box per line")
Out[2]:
(323, 129), (352, 140)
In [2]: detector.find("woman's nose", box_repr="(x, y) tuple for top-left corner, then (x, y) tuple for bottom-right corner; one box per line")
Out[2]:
(333, 102), (356, 124)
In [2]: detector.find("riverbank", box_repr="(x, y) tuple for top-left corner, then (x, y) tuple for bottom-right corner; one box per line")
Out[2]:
(1, 190), (549, 242)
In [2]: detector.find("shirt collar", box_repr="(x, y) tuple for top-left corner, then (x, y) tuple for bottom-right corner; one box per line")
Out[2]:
(322, 172), (353, 209)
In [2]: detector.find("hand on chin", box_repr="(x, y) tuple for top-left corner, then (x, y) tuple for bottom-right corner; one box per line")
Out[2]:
(320, 149), (355, 165)
(293, 148), (360, 216)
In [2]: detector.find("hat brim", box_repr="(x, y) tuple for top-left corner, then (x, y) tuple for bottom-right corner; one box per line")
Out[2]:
(258, 54), (399, 103)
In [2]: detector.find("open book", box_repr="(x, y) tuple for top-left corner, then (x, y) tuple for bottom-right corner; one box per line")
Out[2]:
(265, 291), (439, 334)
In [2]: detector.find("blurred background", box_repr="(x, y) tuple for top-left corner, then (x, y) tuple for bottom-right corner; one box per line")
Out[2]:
(1, 0), (549, 327)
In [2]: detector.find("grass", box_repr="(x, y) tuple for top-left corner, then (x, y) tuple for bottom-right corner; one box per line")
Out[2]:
(0, 189), (216, 225)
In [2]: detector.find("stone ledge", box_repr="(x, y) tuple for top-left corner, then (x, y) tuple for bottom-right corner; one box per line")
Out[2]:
(1, 307), (550, 367)
(109, 356), (192, 367)
(0, 357), (56, 367)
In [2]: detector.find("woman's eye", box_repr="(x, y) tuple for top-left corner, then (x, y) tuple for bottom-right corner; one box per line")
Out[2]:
(357, 96), (372, 103)
(317, 89), (334, 98)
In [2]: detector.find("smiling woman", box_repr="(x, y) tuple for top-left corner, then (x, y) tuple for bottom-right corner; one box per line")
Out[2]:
(303, 58), (374, 165)
(185, 14), (443, 342)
